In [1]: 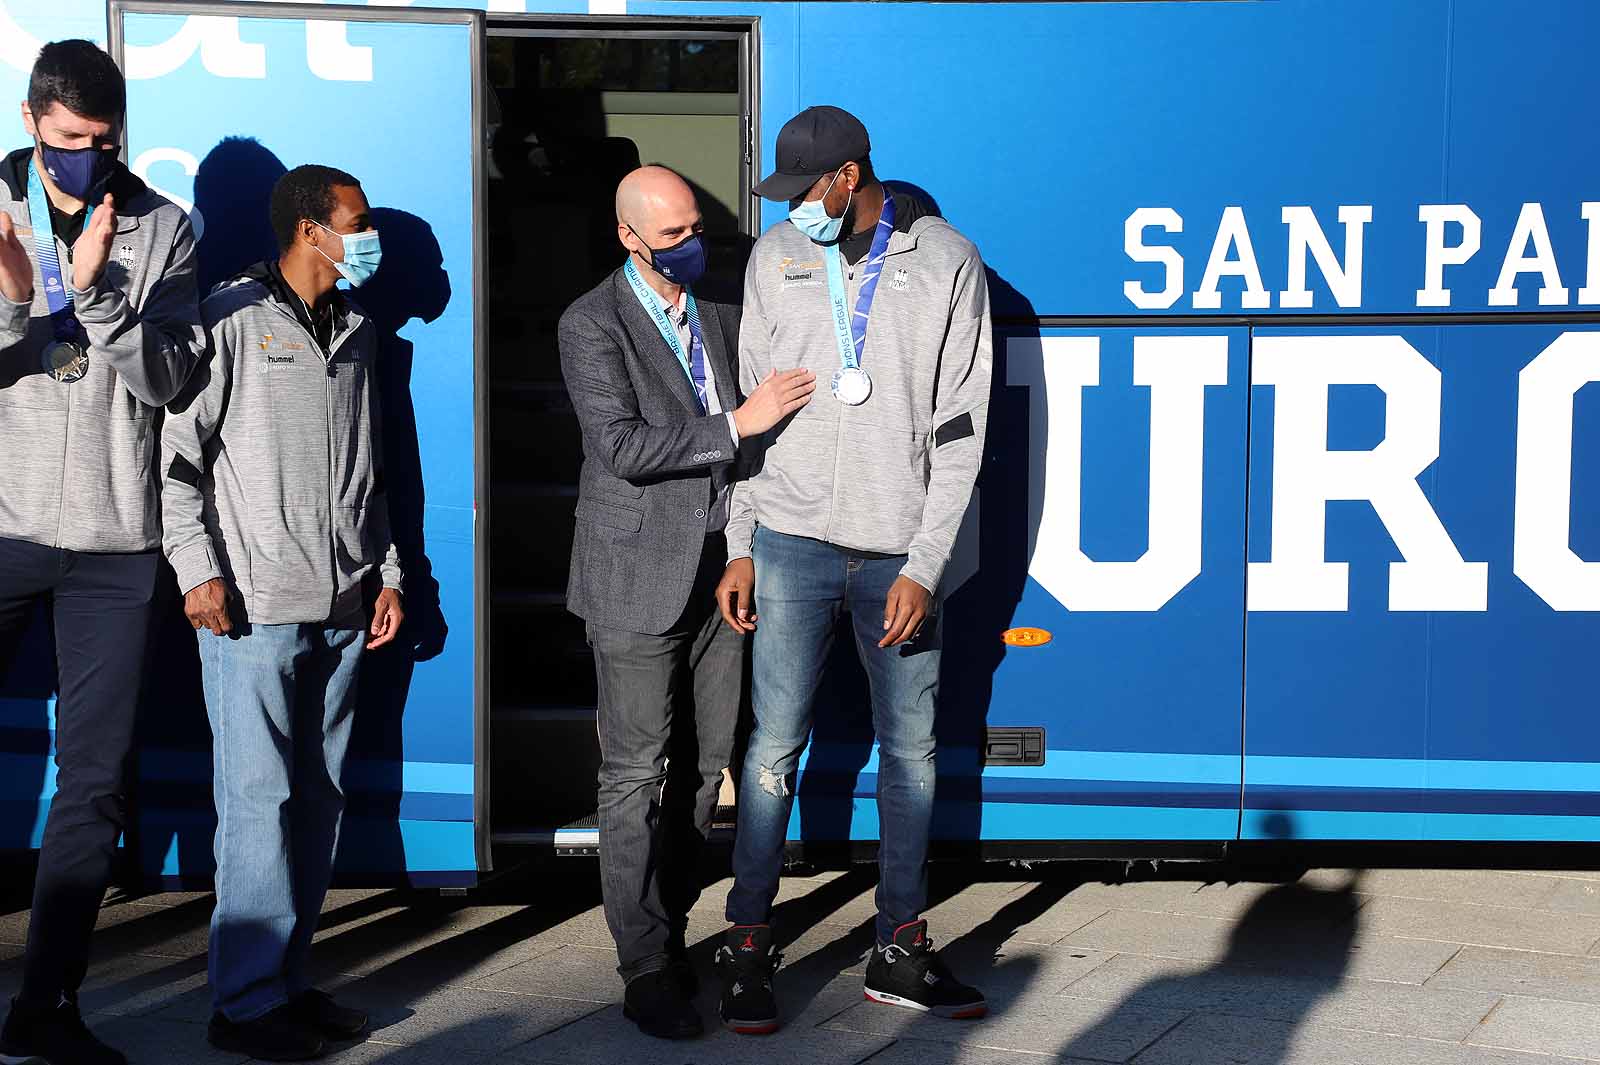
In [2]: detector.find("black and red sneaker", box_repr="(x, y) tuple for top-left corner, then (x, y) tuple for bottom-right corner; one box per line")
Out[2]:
(714, 924), (782, 1035)
(863, 920), (987, 1019)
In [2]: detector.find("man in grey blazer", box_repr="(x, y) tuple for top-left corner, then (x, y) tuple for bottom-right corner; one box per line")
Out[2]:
(558, 165), (814, 1040)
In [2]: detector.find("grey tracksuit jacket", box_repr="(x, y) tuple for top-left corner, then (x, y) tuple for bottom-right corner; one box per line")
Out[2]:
(161, 262), (402, 626)
(727, 201), (993, 593)
(0, 147), (204, 553)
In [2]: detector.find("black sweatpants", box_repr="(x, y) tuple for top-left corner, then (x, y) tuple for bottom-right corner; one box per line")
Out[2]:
(0, 536), (159, 1005)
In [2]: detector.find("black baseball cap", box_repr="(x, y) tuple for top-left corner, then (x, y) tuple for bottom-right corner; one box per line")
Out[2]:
(754, 105), (871, 202)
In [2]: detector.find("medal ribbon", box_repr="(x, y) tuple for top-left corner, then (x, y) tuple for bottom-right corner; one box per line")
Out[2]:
(822, 193), (897, 373)
(624, 257), (708, 413)
(26, 161), (94, 344)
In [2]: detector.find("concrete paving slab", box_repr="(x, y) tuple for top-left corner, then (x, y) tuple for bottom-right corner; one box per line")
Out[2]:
(89, 1015), (247, 1065)
(320, 1041), (502, 1065)
(1060, 908), (1460, 984)
(1061, 952), (1498, 1041)
(77, 951), (209, 1017)
(825, 992), (1186, 1061)
(1359, 897), (1600, 956)
(468, 944), (623, 1003)
(1466, 993), (1600, 1060)
(504, 1002), (894, 1065)
(1544, 878), (1600, 918)
(1430, 944), (1600, 1004)
(1315, 870), (1563, 911)
(1134, 1012), (1566, 1065)
(329, 984), (607, 1055)
(861, 1039), (1081, 1064)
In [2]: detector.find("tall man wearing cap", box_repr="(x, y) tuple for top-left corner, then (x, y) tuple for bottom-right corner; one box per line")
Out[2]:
(559, 165), (815, 1040)
(713, 106), (992, 1033)
(0, 40), (203, 1065)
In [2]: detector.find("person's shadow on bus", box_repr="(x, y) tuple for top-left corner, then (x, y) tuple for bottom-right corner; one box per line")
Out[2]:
(124, 135), (292, 885)
(193, 136), (287, 294)
(342, 207), (452, 876)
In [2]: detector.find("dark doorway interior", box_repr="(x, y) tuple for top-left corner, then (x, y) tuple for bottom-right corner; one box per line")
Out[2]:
(484, 26), (751, 845)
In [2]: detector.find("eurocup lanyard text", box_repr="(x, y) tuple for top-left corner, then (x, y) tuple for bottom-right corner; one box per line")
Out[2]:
(26, 162), (93, 384)
(823, 195), (897, 406)
(624, 257), (709, 413)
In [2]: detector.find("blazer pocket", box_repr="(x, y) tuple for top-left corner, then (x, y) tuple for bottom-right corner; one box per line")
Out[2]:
(575, 497), (643, 533)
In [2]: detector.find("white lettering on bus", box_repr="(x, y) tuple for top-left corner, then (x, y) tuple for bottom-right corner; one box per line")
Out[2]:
(1009, 332), (1599, 613)
(1008, 334), (1227, 612)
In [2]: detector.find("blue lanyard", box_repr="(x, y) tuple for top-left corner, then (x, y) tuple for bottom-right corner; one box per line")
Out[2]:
(26, 161), (94, 343)
(822, 194), (897, 372)
(624, 258), (708, 414)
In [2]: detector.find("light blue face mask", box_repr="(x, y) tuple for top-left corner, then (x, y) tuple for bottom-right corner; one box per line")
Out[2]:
(789, 167), (852, 243)
(314, 221), (383, 287)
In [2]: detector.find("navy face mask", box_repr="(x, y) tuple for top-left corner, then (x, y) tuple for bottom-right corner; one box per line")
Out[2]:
(36, 139), (117, 202)
(630, 225), (707, 287)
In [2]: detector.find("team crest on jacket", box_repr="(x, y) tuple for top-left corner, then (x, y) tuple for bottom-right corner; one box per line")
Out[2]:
(891, 268), (909, 290)
(116, 244), (137, 269)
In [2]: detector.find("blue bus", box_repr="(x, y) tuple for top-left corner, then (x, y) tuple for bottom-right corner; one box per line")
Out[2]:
(2, 0), (1598, 887)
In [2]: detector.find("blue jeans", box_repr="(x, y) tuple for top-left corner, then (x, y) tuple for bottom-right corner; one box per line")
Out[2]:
(727, 528), (940, 945)
(199, 621), (364, 1021)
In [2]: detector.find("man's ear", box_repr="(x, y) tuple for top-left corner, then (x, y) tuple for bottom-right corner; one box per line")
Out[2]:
(299, 218), (321, 248)
(20, 102), (35, 140)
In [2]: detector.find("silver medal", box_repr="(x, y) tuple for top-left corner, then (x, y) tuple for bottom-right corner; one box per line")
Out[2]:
(42, 340), (89, 384)
(831, 366), (872, 406)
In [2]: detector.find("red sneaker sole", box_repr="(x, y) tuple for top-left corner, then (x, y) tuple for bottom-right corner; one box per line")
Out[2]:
(725, 1021), (780, 1035)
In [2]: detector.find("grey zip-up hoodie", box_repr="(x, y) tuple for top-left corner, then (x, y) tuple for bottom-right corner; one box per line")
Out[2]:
(161, 262), (402, 625)
(0, 147), (204, 553)
(727, 200), (992, 593)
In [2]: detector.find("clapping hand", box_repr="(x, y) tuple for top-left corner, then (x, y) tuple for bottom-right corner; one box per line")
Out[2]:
(0, 212), (33, 305)
(70, 194), (116, 293)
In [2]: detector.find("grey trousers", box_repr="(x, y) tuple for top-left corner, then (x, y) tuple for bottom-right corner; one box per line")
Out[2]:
(588, 539), (743, 984)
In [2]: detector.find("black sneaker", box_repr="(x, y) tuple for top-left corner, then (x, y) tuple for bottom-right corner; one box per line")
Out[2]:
(622, 969), (703, 1040)
(207, 1004), (326, 1061)
(288, 989), (367, 1040)
(714, 924), (781, 1035)
(863, 920), (987, 1019)
(0, 994), (127, 1065)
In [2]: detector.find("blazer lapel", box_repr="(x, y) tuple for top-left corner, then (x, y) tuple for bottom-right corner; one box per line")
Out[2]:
(612, 268), (702, 416)
(697, 298), (738, 413)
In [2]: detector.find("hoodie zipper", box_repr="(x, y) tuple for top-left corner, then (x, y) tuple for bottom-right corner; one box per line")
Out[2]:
(264, 297), (360, 620)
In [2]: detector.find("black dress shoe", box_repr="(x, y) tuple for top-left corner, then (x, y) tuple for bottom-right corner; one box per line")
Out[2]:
(289, 989), (368, 1040)
(0, 994), (127, 1065)
(622, 969), (704, 1040)
(207, 1005), (326, 1061)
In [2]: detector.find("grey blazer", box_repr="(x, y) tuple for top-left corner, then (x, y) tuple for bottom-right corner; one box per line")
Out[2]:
(558, 265), (742, 636)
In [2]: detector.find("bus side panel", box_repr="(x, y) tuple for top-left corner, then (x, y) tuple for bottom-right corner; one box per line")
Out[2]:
(1242, 324), (1600, 841)
(785, 327), (1249, 845)
(116, 11), (480, 881)
(730, 0), (1452, 318)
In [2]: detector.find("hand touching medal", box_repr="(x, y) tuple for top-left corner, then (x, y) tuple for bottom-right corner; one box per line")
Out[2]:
(0, 212), (33, 305)
(70, 193), (116, 293)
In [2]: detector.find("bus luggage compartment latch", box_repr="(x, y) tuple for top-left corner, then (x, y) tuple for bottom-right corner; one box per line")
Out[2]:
(984, 727), (1046, 767)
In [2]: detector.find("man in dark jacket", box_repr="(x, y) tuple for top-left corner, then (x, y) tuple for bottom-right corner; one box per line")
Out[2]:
(558, 164), (813, 1040)
(0, 40), (203, 1065)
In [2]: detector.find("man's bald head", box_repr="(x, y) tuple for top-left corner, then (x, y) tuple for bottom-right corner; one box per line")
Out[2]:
(616, 165), (696, 230)
(616, 166), (703, 286)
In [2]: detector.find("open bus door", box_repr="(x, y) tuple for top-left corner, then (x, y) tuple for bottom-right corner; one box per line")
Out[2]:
(105, 0), (487, 885)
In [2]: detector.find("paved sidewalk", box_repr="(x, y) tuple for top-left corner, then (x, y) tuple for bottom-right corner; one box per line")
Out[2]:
(4, 861), (1600, 1063)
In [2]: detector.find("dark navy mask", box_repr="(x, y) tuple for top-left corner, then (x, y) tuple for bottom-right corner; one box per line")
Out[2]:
(631, 226), (707, 287)
(37, 139), (117, 202)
